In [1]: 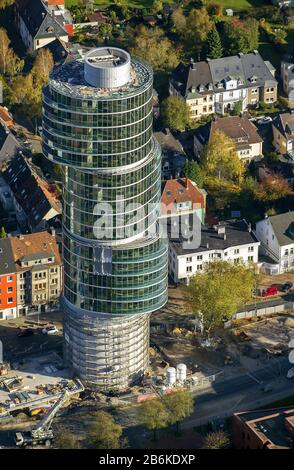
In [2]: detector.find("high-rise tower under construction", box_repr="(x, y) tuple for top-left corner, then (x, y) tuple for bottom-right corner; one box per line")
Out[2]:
(42, 47), (168, 390)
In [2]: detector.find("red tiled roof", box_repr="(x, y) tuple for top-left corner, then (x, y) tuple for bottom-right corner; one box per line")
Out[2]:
(161, 178), (205, 215)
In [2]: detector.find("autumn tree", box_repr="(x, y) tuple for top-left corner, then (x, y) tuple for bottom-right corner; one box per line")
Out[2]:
(183, 160), (203, 187)
(171, 7), (212, 51)
(161, 96), (191, 132)
(55, 427), (80, 449)
(88, 411), (123, 449)
(163, 390), (194, 432)
(223, 18), (259, 55)
(185, 260), (256, 334)
(130, 26), (179, 72)
(202, 130), (245, 185)
(0, 0), (14, 9)
(138, 398), (169, 441)
(202, 431), (230, 449)
(0, 28), (23, 77)
(206, 24), (223, 59)
(206, 2), (223, 20)
(256, 173), (293, 202)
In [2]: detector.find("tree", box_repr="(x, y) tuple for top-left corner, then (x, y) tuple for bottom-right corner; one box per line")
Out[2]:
(88, 411), (123, 449)
(32, 48), (54, 85)
(183, 160), (203, 187)
(186, 8), (213, 46)
(0, 226), (6, 239)
(206, 2), (223, 20)
(202, 130), (245, 185)
(151, 0), (162, 14)
(202, 431), (230, 449)
(223, 18), (259, 55)
(55, 428), (80, 449)
(185, 260), (256, 334)
(206, 24), (223, 59)
(171, 8), (186, 36)
(0, 28), (23, 77)
(163, 391), (194, 432)
(130, 26), (179, 72)
(0, 0), (14, 9)
(256, 173), (293, 202)
(161, 96), (191, 132)
(138, 398), (169, 441)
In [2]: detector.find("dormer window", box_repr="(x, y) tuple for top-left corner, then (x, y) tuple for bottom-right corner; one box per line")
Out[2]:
(208, 83), (213, 91)
(250, 76), (257, 83)
(191, 86), (196, 93)
(217, 82), (223, 89)
(199, 84), (205, 92)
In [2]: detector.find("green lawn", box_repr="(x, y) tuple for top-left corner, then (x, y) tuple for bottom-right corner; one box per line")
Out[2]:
(65, 0), (174, 8)
(212, 0), (267, 10)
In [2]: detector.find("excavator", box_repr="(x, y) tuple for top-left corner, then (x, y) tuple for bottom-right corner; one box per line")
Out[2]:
(14, 390), (69, 448)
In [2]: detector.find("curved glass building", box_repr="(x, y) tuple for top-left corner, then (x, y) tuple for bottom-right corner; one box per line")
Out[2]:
(42, 47), (168, 390)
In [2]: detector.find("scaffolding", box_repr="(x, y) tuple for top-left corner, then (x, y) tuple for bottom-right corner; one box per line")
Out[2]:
(63, 299), (150, 391)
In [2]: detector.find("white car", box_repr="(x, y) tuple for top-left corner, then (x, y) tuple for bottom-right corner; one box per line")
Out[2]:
(257, 116), (272, 125)
(287, 367), (294, 379)
(42, 325), (59, 335)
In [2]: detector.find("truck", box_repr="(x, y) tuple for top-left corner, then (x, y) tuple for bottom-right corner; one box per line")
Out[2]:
(14, 390), (68, 448)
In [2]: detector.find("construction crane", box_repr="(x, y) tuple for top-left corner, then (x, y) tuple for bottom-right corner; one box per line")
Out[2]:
(14, 390), (69, 448)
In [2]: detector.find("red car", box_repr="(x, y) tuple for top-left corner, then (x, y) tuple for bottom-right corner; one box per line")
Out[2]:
(261, 285), (278, 297)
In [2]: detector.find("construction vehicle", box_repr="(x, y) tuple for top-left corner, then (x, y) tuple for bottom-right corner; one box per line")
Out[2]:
(14, 390), (68, 448)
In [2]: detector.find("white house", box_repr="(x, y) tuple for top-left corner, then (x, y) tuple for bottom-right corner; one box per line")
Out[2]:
(255, 211), (294, 274)
(169, 219), (260, 285)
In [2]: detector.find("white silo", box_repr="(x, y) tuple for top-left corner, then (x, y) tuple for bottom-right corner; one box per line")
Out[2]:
(177, 363), (187, 384)
(166, 367), (176, 386)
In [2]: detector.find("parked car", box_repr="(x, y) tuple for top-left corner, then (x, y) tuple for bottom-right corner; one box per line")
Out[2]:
(261, 285), (278, 297)
(17, 328), (34, 338)
(257, 116), (272, 125)
(280, 282), (293, 292)
(42, 325), (58, 335)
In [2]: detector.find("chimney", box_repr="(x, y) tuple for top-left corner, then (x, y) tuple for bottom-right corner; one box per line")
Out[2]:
(206, 242), (209, 249)
(248, 222), (252, 233)
(50, 227), (56, 237)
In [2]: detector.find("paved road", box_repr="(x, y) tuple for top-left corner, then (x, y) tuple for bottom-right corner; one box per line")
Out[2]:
(120, 357), (294, 448)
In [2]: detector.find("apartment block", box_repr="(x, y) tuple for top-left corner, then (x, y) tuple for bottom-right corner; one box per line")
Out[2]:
(170, 51), (277, 119)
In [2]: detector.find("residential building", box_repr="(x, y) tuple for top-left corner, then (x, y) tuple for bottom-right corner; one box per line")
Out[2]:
(272, 113), (294, 158)
(154, 129), (186, 179)
(42, 47), (168, 391)
(233, 407), (294, 449)
(194, 116), (263, 163)
(2, 153), (61, 232)
(0, 239), (17, 320)
(161, 178), (206, 223)
(0, 107), (14, 128)
(255, 211), (294, 274)
(0, 124), (22, 167)
(10, 231), (62, 316)
(169, 52), (277, 119)
(169, 219), (259, 285)
(43, 0), (73, 36)
(15, 0), (69, 52)
(281, 58), (294, 103)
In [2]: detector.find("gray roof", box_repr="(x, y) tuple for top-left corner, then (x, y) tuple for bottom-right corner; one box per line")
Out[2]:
(273, 113), (294, 140)
(170, 219), (259, 255)
(0, 125), (22, 164)
(0, 238), (15, 275)
(21, 251), (54, 263)
(171, 52), (277, 98)
(17, 0), (67, 41)
(268, 211), (294, 246)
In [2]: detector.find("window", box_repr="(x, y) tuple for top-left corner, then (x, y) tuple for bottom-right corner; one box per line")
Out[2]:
(248, 246), (254, 252)
(186, 266), (192, 273)
(234, 249), (240, 255)
(186, 257), (192, 263)
(7, 276), (13, 282)
(248, 256), (254, 262)
(7, 297), (13, 303)
(7, 287), (13, 293)
(197, 255), (203, 260)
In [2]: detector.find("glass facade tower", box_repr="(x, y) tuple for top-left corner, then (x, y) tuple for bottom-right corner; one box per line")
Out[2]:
(42, 47), (168, 390)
